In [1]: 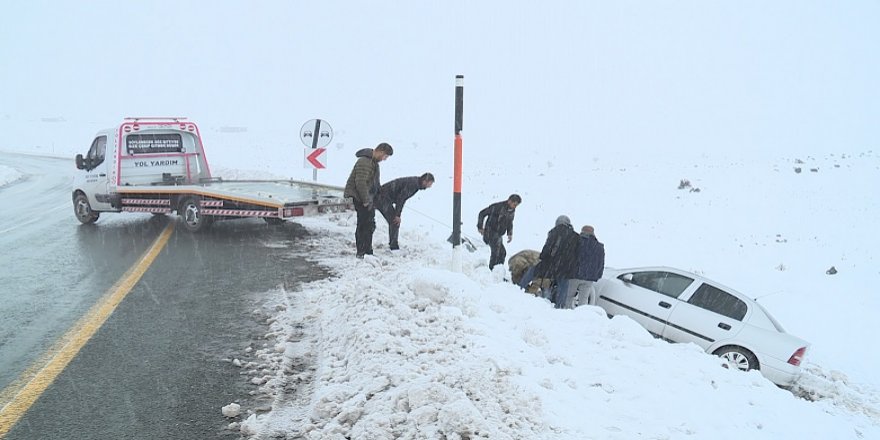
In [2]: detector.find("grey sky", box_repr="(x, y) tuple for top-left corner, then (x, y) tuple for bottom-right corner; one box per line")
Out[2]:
(2, 0), (877, 155)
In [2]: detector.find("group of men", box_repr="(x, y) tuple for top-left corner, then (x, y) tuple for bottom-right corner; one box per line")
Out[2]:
(477, 196), (605, 310)
(343, 143), (434, 258)
(342, 143), (604, 310)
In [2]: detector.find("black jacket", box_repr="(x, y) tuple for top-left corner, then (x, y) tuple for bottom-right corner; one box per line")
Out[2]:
(477, 201), (516, 237)
(376, 176), (423, 217)
(535, 223), (580, 280)
(575, 234), (605, 281)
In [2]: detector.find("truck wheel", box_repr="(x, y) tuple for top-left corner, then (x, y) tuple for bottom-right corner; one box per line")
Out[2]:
(180, 197), (212, 232)
(73, 193), (99, 224)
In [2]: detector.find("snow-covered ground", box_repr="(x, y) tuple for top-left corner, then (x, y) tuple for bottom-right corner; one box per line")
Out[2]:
(0, 165), (23, 187)
(203, 146), (878, 439)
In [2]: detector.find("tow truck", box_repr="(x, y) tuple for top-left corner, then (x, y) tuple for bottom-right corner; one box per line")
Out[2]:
(72, 117), (349, 231)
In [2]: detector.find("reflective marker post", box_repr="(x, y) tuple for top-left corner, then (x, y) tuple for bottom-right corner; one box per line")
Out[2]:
(452, 75), (464, 272)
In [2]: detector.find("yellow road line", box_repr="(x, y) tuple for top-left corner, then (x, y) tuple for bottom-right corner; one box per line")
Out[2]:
(0, 222), (175, 437)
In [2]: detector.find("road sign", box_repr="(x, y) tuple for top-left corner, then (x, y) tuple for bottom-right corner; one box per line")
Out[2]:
(304, 147), (327, 169)
(300, 119), (333, 149)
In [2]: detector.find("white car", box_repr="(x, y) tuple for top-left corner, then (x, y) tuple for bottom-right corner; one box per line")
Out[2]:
(593, 266), (809, 387)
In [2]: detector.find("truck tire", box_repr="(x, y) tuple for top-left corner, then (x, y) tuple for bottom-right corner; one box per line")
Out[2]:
(73, 193), (100, 224)
(179, 197), (212, 232)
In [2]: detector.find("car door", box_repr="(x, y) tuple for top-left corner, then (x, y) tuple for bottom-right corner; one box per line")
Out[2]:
(662, 282), (748, 350)
(81, 135), (113, 211)
(598, 270), (695, 338)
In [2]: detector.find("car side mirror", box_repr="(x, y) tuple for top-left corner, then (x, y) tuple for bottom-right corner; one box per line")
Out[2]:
(75, 154), (84, 170)
(620, 273), (633, 283)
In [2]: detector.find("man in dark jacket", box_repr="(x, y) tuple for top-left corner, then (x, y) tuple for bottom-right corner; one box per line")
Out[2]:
(375, 172), (434, 250)
(533, 215), (580, 307)
(344, 143), (393, 258)
(571, 225), (605, 307)
(477, 194), (522, 270)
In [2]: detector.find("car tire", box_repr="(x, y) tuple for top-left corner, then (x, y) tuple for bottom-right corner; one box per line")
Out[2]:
(179, 197), (212, 232)
(73, 193), (100, 224)
(714, 346), (759, 372)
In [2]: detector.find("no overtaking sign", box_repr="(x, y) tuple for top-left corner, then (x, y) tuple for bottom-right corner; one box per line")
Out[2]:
(300, 119), (332, 170)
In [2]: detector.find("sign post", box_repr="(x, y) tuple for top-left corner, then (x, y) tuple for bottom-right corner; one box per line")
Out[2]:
(300, 119), (333, 181)
(452, 75), (464, 272)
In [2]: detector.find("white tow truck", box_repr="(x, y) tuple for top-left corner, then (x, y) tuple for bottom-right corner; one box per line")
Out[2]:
(72, 117), (350, 231)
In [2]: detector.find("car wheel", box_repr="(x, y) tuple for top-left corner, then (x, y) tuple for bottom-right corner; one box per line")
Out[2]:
(179, 197), (212, 232)
(73, 193), (99, 224)
(714, 346), (759, 371)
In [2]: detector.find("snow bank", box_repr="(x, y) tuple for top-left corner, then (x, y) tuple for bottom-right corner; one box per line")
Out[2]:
(242, 215), (879, 439)
(0, 164), (23, 187)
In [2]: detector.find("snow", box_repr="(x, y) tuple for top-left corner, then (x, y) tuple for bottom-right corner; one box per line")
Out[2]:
(223, 146), (880, 439)
(222, 402), (242, 418)
(2, 1), (879, 438)
(0, 165), (23, 187)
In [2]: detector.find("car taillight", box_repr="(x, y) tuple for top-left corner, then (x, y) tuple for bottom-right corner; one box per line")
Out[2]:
(787, 347), (807, 366)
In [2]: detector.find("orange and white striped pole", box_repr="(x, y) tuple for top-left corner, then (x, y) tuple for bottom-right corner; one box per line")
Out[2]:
(452, 75), (464, 271)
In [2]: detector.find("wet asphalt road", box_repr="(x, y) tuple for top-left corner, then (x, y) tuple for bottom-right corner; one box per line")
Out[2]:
(0, 152), (328, 439)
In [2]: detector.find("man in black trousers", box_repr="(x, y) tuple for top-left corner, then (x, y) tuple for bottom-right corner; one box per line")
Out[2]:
(375, 172), (434, 250)
(344, 143), (394, 258)
(477, 194), (522, 270)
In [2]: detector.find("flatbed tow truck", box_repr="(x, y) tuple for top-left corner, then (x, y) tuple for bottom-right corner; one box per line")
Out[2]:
(72, 117), (349, 231)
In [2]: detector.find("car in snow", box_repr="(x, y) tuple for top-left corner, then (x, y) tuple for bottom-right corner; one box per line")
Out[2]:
(593, 266), (809, 387)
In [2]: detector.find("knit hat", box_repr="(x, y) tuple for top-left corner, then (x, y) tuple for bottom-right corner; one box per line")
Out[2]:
(555, 215), (571, 226)
(581, 225), (595, 236)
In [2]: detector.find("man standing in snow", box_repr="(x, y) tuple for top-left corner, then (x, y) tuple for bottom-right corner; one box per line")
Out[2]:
(477, 194), (522, 270)
(571, 225), (605, 307)
(532, 215), (580, 307)
(344, 143), (394, 258)
(375, 172), (435, 250)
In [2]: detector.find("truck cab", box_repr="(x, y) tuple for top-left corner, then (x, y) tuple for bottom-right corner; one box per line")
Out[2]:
(72, 117), (211, 223)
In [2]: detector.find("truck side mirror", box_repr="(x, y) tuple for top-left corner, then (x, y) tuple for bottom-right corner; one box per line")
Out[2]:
(75, 154), (84, 170)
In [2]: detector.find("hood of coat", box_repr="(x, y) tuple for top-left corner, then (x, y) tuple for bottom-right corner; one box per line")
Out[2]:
(355, 148), (374, 159)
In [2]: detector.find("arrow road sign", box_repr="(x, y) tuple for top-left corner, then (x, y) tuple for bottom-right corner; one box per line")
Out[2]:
(304, 147), (327, 169)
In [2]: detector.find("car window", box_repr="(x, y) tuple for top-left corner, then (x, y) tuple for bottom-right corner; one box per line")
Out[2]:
(687, 283), (748, 321)
(626, 271), (694, 298)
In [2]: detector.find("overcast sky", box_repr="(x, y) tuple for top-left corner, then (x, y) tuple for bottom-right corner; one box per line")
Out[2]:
(2, 1), (878, 158)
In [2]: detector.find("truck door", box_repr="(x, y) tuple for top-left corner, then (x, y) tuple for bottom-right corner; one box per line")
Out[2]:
(80, 135), (113, 211)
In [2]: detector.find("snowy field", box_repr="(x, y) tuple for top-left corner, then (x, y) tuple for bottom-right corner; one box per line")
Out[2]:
(204, 145), (879, 439)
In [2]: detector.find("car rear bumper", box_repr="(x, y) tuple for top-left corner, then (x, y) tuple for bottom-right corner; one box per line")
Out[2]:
(759, 356), (802, 387)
